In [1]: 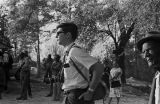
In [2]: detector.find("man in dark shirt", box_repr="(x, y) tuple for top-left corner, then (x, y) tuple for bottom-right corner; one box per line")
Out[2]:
(44, 54), (53, 97)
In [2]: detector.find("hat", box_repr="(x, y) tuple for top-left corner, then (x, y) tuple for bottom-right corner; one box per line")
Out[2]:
(137, 31), (160, 51)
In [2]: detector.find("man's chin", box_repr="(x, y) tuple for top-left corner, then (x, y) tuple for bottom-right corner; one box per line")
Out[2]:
(58, 42), (64, 46)
(58, 41), (62, 45)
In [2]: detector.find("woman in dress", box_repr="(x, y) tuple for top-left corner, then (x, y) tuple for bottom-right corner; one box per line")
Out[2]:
(108, 61), (122, 104)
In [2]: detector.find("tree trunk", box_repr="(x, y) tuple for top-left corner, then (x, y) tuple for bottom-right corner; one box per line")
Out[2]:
(118, 53), (126, 83)
(36, 31), (41, 77)
(113, 48), (126, 83)
(115, 21), (135, 84)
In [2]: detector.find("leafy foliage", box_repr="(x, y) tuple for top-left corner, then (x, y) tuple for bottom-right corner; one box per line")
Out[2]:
(1, 0), (160, 81)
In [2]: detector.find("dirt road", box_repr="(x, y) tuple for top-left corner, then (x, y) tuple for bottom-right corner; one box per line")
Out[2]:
(0, 77), (148, 104)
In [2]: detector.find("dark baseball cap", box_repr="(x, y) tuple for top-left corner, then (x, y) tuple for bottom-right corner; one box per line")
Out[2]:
(137, 31), (160, 51)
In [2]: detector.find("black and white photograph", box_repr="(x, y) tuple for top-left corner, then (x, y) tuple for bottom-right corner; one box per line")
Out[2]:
(0, 0), (160, 104)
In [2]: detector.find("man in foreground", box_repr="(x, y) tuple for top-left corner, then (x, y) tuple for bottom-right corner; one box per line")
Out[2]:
(137, 31), (160, 104)
(55, 22), (104, 104)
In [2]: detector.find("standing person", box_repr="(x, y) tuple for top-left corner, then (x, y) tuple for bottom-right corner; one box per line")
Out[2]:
(2, 49), (13, 91)
(7, 50), (13, 81)
(2, 50), (10, 91)
(16, 51), (31, 100)
(108, 61), (122, 104)
(102, 58), (111, 89)
(0, 49), (6, 99)
(137, 31), (160, 104)
(24, 51), (32, 98)
(44, 54), (53, 97)
(51, 54), (62, 101)
(55, 22), (104, 104)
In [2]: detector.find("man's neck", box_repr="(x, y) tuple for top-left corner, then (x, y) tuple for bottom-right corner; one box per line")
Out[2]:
(63, 41), (74, 48)
(65, 42), (74, 51)
(63, 42), (75, 57)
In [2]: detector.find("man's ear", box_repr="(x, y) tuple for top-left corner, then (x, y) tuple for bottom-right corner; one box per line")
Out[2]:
(66, 32), (72, 40)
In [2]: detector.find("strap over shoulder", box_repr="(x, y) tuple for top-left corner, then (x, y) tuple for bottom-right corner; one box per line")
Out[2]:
(72, 45), (81, 49)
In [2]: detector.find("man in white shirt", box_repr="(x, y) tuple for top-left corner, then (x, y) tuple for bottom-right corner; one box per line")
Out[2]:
(137, 31), (160, 104)
(55, 22), (104, 104)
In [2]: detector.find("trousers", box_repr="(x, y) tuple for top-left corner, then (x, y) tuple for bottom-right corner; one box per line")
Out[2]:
(20, 71), (32, 98)
(62, 88), (94, 104)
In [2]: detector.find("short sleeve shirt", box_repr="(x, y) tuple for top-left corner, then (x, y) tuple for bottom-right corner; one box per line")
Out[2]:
(62, 43), (98, 91)
(110, 67), (122, 82)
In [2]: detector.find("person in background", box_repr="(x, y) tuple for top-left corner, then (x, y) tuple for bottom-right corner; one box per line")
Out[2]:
(7, 50), (13, 81)
(16, 51), (32, 100)
(137, 31), (160, 104)
(0, 49), (6, 99)
(2, 49), (13, 91)
(44, 54), (53, 97)
(24, 51), (32, 98)
(108, 61), (122, 104)
(51, 54), (62, 101)
(2, 50), (10, 91)
(102, 58), (112, 89)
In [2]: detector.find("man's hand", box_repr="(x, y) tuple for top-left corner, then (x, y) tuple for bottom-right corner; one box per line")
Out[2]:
(78, 90), (94, 101)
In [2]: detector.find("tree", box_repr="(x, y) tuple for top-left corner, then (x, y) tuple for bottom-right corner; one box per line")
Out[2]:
(91, 0), (136, 83)
(49, 0), (134, 83)
(0, 9), (12, 49)
(3, 0), (160, 82)
(6, 0), (55, 76)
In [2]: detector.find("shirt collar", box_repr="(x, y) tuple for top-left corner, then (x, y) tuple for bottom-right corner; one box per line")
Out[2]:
(64, 42), (75, 55)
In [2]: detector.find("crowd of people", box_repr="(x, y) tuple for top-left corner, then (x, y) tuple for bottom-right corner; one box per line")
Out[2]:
(43, 54), (62, 101)
(0, 22), (159, 104)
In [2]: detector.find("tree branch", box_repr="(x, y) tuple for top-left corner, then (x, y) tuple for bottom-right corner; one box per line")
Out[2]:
(119, 21), (136, 49)
(98, 29), (118, 48)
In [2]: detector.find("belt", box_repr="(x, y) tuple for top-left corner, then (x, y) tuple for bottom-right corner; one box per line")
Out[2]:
(63, 88), (88, 95)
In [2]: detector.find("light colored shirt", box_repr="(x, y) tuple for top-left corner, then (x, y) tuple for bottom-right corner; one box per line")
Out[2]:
(110, 67), (122, 82)
(155, 71), (160, 104)
(62, 43), (98, 91)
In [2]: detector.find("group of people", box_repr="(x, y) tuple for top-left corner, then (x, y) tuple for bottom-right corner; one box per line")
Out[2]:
(43, 54), (62, 101)
(0, 48), (32, 101)
(0, 49), (13, 99)
(43, 22), (123, 104)
(103, 59), (122, 104)
(50, 22), (160, 104)
(0, 22), (159, 104)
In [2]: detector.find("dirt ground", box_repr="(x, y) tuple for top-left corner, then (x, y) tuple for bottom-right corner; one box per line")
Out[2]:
(0, 76), (149, 104)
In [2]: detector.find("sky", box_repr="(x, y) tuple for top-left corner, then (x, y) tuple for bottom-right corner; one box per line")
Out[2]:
(0, 0), (4, 4)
